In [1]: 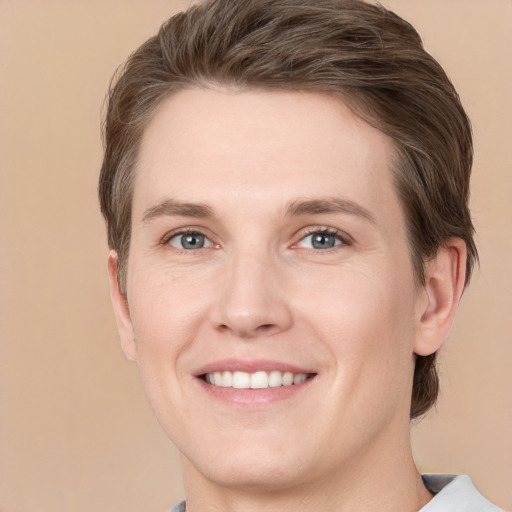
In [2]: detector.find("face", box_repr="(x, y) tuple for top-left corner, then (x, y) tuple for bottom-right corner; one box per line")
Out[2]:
(110, 88), (432, 491)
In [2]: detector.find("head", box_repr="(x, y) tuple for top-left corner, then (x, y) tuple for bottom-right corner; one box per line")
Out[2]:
(99, 0), (476, 425)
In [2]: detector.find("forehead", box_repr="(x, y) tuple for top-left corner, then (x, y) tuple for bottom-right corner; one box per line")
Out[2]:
(134, 87), (401, 223)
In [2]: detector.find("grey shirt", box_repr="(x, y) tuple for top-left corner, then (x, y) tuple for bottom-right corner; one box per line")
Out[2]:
(421, 474), (504, 512)
(169, 474), (504, 512)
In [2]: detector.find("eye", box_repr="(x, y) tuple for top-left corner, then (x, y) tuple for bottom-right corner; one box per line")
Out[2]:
(168, 232), (213, 250)
(297, 230), (345, 250)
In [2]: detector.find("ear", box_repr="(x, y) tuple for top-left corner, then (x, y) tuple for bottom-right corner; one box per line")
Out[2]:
(414, 238), (468, 356)
(107, 251), (138, 362)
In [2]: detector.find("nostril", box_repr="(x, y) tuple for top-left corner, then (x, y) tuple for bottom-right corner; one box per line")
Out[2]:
(255, 324), (278, 333)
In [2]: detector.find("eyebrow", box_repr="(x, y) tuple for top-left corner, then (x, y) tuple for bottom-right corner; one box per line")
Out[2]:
(285, 197), (376, 224)
(142, 199), (214, 223)
(142, 196), (375, 224)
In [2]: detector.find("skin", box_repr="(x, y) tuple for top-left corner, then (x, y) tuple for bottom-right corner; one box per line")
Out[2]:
(108, 88), (467, 512)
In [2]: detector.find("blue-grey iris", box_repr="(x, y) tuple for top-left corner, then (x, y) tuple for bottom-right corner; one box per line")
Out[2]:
(312, 233), (336, 249)
(181, 233), (205, 249)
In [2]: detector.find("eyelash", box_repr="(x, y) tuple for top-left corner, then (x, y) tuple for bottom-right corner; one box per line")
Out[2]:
(160, 226), (352, 252)
(160, 228), (216, 252)
(295, 227), (352, 252)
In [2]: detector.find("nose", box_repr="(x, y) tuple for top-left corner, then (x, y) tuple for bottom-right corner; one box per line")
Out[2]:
(212, 249), (293, 339)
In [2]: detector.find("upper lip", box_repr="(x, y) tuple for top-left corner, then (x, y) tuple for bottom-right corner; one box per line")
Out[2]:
(193, 358), (316, 377)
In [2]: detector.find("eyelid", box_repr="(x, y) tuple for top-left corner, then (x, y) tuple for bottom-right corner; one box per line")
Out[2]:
(293, 226), (353, 249)
(160, 226), (218, 249)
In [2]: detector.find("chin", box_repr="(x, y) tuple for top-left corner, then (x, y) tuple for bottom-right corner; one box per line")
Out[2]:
(196, 459), (304, 492)
(180, 433), (313, 491)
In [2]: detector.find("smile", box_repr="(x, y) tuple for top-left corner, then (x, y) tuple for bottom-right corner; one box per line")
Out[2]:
(202, 370), (313, 389)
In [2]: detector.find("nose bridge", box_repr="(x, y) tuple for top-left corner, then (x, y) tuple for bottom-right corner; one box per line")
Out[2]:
(214, 244), (291, 338)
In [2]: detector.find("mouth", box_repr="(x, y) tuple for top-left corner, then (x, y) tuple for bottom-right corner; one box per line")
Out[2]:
(194, 359), (318, 405)
(201, 370), (316, 389)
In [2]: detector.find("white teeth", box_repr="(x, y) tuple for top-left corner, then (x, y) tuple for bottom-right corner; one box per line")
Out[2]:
(222, 371), (233, 387)
(250, 371), (268, 389)
(293, 373), (307, 385)
(204, 370), (310, 389)
(282, 372), (294, 386)
(268, 370), (283, 387)
(232, 371), (250, 389)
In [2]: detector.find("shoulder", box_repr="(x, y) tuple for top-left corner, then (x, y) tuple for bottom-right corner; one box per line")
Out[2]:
(167, 500), (186, 512)
(420, 474), (505, 512)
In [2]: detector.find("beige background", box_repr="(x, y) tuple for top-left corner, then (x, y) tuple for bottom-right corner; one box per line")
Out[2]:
(0, 1), (510, 511)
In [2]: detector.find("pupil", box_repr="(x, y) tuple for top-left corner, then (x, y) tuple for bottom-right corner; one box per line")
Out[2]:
(312, 233), (335, 249)
(182, 234), (205, 249)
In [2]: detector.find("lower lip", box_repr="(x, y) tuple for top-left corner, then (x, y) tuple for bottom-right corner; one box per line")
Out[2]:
(196, 376), (316, 406)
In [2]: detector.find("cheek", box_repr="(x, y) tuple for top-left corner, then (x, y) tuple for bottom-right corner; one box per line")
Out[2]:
(297, 259), (415, 333)
(125, 274), (199, 427)
(293, 262), (418, 384)
(127, 269), (206, 365)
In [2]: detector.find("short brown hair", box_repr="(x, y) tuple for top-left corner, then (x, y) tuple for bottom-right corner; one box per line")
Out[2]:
(99, 0), (477, 419)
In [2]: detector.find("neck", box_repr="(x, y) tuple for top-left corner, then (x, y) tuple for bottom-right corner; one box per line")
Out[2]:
(181, 426), (433, 512)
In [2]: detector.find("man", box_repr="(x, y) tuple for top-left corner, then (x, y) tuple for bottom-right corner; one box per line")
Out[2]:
(99, 0), (503, 510)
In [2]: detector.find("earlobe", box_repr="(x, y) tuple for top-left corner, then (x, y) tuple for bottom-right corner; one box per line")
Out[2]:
(107, 251), (138, 362)
(414, 238), (468, 357)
